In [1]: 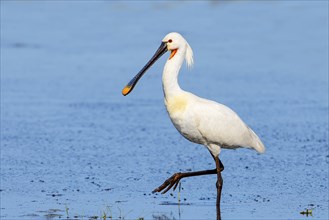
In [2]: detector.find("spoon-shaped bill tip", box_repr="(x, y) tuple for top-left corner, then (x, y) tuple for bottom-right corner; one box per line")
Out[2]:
(122, 85), (132, 96)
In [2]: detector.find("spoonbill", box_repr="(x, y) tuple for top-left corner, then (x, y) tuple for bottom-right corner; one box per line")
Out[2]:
(122, 32), (265, 219)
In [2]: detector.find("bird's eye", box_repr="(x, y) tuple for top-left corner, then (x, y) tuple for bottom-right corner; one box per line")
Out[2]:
(168, 39), (172, 43)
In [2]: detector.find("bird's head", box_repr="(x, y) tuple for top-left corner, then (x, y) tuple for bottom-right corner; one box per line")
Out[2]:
(162, 32), (193, 68)
(122, 32), (193, 96)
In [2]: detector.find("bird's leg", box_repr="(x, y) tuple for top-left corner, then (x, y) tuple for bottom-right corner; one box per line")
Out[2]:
(214, 156), (224, 220)
(152, 166), (224, 194)
(152, 160), (224, 194)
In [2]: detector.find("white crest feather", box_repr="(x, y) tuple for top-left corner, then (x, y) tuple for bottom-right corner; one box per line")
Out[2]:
(185, 42), (194, 69)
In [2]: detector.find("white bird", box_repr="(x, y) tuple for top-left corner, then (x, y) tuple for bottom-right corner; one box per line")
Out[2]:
(122, 32), (265, 219)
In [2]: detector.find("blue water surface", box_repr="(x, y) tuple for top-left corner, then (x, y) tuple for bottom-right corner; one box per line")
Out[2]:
(1, 1), (328, 219)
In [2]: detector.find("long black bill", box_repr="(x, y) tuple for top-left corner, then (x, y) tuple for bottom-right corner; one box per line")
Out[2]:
(122, 42), (168, 96)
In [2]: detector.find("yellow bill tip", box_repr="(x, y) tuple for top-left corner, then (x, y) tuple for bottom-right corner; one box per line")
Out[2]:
(122, 86), (132, 96)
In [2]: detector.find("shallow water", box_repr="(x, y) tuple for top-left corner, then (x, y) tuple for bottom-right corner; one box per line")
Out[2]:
(1, 1), (328, 219)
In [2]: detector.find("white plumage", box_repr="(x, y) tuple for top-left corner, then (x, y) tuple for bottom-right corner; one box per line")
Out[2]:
(161, 32), (265, 157)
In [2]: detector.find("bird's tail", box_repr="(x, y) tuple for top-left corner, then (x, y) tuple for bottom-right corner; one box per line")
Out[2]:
(248, 128), (265, 153)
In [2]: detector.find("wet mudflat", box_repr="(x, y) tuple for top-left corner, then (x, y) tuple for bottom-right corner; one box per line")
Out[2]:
(1, 1), (328, 219)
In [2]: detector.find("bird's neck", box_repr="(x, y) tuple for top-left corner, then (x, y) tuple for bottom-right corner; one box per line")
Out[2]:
(162, 49), (185, 100)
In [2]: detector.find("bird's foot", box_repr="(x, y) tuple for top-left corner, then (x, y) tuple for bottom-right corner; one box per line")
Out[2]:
(152, 172), (183, 194)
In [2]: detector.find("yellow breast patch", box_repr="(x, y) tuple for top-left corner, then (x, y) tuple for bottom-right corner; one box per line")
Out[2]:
(166, 96), (188, 114)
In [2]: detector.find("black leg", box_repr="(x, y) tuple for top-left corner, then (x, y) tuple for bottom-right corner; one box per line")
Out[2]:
(152, 154), (224, 220)
(214, 156), (224, 220)
(152, 168), (217, 194)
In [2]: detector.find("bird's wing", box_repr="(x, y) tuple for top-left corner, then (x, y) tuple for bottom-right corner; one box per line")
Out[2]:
(189, 94), (264, 152)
